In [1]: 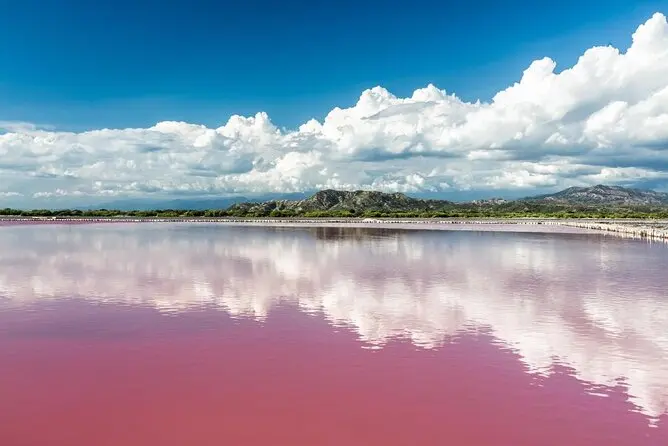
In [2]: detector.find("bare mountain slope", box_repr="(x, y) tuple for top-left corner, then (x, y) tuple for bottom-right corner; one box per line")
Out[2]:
(228, 189), (453, 214)
(526, 185), (668, 206)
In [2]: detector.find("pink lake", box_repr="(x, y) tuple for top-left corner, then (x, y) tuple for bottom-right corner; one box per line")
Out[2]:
(0, 223), (667, 445)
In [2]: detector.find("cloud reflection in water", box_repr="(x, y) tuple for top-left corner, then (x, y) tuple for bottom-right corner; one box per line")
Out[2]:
(0, 223), (666, 422)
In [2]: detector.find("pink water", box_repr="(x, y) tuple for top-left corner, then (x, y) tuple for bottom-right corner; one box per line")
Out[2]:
(0, 224), (666, 446)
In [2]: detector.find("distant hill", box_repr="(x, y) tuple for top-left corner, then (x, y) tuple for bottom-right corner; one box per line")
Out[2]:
(6, 185), (668, 217)
(81, 193), (308, 211)
(223, 185), (668, 217)
(228, 189), (454, 214)
(525, 185), (668, 206)
(229, 185), (668, 215)
(79, 197), (249, 211)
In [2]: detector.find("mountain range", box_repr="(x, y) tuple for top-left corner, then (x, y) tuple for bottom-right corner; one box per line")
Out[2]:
(227, 185), (668, 215)
(525, 185), (668, 206)
(7, 185), (667, 214)
(228, 190), (453, 214)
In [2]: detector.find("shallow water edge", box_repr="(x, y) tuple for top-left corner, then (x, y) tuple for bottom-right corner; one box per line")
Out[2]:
(2, 217), (668, 242)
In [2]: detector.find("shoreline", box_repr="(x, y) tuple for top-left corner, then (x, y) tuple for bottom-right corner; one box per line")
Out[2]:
(2, 216), (668, 242)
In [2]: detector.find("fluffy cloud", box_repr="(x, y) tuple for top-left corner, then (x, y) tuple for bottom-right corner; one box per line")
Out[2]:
(2, 13), (668, 203)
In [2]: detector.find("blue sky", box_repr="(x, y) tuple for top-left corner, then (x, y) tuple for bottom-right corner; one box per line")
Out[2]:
(2, 0), (668, 205)
(1, 0), (664, 130)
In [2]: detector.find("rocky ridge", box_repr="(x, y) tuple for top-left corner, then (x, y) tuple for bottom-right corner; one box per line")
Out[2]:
(228, 189), (454, 214)
(527, 185), (668, 206)
(228, 185), (668, 215)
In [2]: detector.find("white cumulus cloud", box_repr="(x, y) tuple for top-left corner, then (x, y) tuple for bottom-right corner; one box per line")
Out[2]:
(2, 13), (668, 203)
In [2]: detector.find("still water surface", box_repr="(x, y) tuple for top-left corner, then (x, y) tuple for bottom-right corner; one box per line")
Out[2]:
(0, 223), (667, 445)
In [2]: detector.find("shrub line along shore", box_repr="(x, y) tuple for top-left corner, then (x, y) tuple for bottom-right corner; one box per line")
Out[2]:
(1, 216), (668, 242)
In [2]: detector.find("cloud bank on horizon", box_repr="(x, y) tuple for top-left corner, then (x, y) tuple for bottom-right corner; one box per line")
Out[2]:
(2, 12), (668, 203)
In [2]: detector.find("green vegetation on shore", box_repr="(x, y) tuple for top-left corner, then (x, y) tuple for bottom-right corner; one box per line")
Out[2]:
(2, 203), (668, 219)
